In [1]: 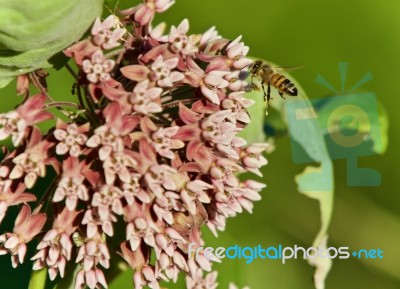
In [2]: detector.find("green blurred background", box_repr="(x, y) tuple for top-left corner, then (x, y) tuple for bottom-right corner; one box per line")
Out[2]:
(0, 0), (399, 288)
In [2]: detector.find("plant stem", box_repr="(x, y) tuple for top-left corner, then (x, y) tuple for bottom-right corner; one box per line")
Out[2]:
(28, 268), (47, 289)
(65, 63), (77, 79)
(44, 102), (80, 109)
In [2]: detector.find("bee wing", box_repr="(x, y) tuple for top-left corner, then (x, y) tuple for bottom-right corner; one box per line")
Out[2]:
(275, 66), (305, 72)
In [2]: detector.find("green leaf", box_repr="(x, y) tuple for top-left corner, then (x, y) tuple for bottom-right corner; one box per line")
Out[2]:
(314, 93), (388, 155)
(0, 0), (104, 88)
(246, 59), (335, 289)
(28, 269), (47, 289)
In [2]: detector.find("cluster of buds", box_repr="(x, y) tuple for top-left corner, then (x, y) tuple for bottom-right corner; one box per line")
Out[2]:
(0, 1), (268, 289)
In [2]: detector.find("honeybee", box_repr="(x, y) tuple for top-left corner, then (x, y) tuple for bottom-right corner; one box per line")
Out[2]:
(249, 60), (298, 103)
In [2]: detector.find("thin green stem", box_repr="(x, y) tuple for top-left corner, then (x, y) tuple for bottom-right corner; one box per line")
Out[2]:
(44, 102), (80, 110)
(65, 63), (77, 79)
(28, 268), (47, 289)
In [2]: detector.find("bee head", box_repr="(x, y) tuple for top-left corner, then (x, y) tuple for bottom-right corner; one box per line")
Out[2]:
(250, 60), (263, 74)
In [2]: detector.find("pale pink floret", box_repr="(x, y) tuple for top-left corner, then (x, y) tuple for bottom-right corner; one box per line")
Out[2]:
(123, 0), (175, 26)
(224, 35), (253, 69)
(241, 143), (269, 177)
(122, 0), (175, 26)
(156, 251), (188, 282)
(75, 267), (108, 289)
(149, 55), (185, 87)
(181, 180), (212, 214)
(151, 126), (184, 159)
(154, 228), (186, 257)
(200, 26), (220, 46)
(82, 208), (116, 238)
(129, 80), (163, 114)
(9, 130), (55, 189)
(144, 164), (179, 197)
(133, 266), (160, 289)
(82, 50), (115, 83)
(186, 265), (218, 289)
(201, 110), (238, 146)
(75, 238), (110, 289)
(54, 121), (89, 157)
(221, 91), (255, 124)
(153, 191), (183, 225)
(210, 158), (242, 193)
(224, 71), (248, 92)
(31, 208), (80, 280)
(0, 94), (52, 146)
(167, 19), (199, 55)
(185, 57), (229, 105)
(86, 125), (124, 161)
(86, 102), (138, 160)
(103, 151), (137, 185)
(53, 157), (89, 211)
(91, 15), (126, 49)
(92, 185), (124, 217)
(121, 173), (152, 204)
(120, 56), (184, 88)
(0, 205), (46, 268)
(0, 181), (36, 225)
(126, 216), (158, 251)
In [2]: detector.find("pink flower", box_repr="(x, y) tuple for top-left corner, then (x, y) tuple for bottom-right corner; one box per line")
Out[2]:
(181, 180), (212, 214)
(0, 181), (36, 224)
(75, 237), (110, 289)
(86, 102), (138, 160)
(0, 205), (46, 267)
(129, 80), (163, 114)
(201, 110), (238, 145)
(0, 94), (52, 146)
(200, 26), (220, 47)
(103, 151), (137, 185)
(92, 185), (124, 216)
(221, 91), (255, 124)
(121, 55), (184, 88)
(224, 36), (253, 69)
(9, 128), (56, 189)
(241, 143), (269, 176)
(186, 268), (218, 289)
(53, 157), (89, 211)
(185, 57), (229, 104)
(82, 208), (117, 238)
(154, 228), (186, 257)
(82, 50), (115, 83)
(121, 172), (152, 204)
(75, 267), (108, 289)
(144, 164), (179, 197)
(133, 266), (160, 289)
(123, 0), (175, 26)
(156, 251), (188, 282)
(153, 191), (183, 224)
(167, 19), (199, 55)
(126, 216), (158, 251)
(31, 208), (81, 280)
(151, 126), (184, 159)
(91, 15), (126, 49)
(54, 120), (89, 157)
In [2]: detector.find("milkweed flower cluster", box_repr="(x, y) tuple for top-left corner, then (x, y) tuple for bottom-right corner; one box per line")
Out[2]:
(0, 1), (268, 289)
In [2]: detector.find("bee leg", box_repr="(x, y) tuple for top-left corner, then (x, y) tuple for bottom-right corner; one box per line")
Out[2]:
(266, 82), (271, 103)
(279, 92), (285, 99)
(261, 80), (267, 101)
